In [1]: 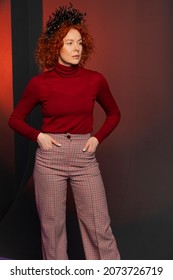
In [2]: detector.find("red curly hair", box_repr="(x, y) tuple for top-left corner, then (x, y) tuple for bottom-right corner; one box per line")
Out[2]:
(35, 23), (94, 71)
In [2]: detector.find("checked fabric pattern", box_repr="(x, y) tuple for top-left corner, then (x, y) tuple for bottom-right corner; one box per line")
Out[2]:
(33, 133), (120, 260)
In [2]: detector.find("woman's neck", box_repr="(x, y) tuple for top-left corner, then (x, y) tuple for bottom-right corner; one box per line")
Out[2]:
(54, 62), (80, 77)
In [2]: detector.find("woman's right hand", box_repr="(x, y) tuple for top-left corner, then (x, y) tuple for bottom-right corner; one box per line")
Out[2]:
(37, 132), (61, 150)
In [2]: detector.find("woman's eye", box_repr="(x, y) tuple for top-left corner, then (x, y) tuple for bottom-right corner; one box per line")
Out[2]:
(67, 42), (72, 45)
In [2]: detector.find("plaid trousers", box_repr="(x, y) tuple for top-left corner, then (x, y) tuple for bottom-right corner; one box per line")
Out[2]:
(33, 133), (120, 260)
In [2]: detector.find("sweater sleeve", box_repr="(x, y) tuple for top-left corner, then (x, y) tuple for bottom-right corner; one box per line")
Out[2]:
(8, 77), (41, 142)
(93, 74), (121, 143)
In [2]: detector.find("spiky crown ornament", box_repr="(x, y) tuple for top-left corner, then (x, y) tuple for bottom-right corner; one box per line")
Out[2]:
(45, 2), (86, 39)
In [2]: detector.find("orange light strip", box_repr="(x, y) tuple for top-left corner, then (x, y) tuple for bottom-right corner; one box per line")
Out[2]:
(0, 0), (14, 172)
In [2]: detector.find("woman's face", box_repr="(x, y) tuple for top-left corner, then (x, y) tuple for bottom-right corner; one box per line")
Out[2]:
(58, 28), (83, 67)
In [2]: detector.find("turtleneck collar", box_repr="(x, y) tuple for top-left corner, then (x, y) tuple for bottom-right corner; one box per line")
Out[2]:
(54, 62), (80, 77)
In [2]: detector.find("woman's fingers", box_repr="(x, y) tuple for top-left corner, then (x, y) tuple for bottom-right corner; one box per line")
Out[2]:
(37, 133), (61, 150)
(51, 137), (61, 147)
(83, 136), (99, 153)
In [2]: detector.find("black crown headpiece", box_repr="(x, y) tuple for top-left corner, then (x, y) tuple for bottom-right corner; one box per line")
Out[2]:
(45, 2), (86, 39)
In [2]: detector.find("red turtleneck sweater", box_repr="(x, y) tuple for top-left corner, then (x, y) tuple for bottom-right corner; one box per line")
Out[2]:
(9, 63), (121, 143)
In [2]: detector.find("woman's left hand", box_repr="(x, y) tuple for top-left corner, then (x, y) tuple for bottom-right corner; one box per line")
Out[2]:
(83, 136), (99, 153)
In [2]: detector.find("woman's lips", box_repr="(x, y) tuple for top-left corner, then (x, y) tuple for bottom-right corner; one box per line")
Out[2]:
(72, 55), (80, 58)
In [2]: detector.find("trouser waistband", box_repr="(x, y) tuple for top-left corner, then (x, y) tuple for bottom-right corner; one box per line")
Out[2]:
(47, 133), (91, 140)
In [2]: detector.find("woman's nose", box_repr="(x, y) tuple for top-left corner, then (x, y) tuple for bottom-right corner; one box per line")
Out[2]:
(74, 44), (80, 52)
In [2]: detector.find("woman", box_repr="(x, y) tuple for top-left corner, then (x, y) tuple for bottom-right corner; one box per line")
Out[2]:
(9, 3), (121, 260)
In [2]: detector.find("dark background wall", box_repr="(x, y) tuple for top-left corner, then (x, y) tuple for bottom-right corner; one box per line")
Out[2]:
(0, 0), (173, 259)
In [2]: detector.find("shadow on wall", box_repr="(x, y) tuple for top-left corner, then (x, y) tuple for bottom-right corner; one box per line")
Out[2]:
(117, 205), (173, 260)
(0, 176), (85, 260)
(0, 177), (42, 260)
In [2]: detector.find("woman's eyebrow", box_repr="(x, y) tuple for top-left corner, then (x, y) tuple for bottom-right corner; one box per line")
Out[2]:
(65, 38), (82, 42)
